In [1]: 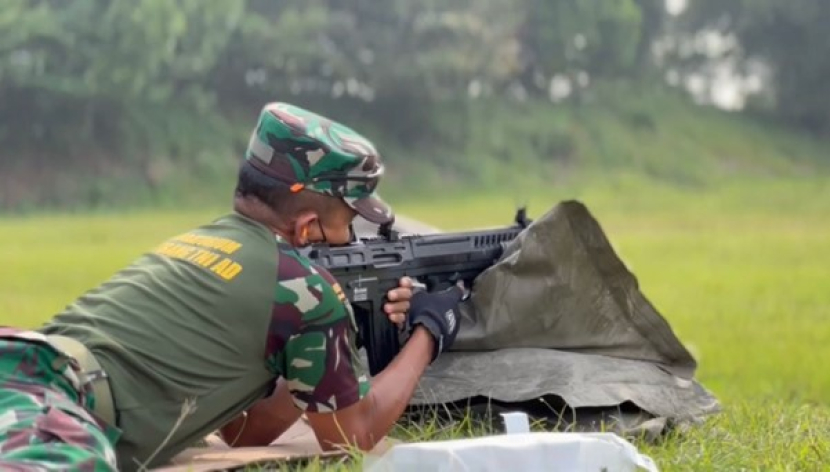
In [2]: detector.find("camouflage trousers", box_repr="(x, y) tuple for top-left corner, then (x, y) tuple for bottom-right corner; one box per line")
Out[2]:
(0, 328), (119, 471)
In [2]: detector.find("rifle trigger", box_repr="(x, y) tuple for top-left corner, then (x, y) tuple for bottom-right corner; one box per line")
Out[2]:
(410, 280), (427, 294)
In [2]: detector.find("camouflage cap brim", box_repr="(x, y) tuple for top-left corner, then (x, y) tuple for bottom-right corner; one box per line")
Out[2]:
(345, 194), (395, 225)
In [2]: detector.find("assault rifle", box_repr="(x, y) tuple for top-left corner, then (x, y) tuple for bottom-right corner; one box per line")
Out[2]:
(298, 208), (532, 375)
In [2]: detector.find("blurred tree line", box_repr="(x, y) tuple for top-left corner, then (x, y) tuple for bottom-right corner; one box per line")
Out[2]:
(676, 0), (830, 134)
(0, 0), (826, 208)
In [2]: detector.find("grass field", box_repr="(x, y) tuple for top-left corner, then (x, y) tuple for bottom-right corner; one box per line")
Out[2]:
(1, 178), (828, 470)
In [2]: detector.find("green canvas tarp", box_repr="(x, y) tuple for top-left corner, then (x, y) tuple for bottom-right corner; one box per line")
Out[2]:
(354, 200), (720, 438)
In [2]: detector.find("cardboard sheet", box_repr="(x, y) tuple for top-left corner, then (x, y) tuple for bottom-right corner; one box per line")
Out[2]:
(156, 419), (395, 471)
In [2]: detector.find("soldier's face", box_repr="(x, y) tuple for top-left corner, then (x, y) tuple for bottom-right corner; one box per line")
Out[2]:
(305, 204), (357, 247)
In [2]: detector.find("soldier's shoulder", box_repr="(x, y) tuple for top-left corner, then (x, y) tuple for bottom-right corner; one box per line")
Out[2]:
(275, 241), (338, 286)
(273, 242), (352, 326)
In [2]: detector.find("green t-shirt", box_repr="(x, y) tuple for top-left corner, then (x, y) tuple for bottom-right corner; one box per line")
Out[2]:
(38, 212), (371, 471)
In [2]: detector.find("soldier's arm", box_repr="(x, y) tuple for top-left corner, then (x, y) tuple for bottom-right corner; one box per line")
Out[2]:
(268, 249), (435, 453)
(217, 378), (300, 447)
(222, 272), (418, 448)
(305, 327), (435, 452)
(225, 324), (432, 452)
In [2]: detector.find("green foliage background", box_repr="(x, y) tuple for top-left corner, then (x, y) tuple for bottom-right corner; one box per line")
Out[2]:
(1, 0), (828, 212)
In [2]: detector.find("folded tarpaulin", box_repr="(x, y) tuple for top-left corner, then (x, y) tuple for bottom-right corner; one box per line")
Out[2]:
(356, 201), (720, 433)
(355, 201), (720, 436)
(452, 200), (697, 378)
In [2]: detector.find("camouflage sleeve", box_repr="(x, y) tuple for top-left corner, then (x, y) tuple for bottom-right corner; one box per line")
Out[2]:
(264, 243), (371, 413)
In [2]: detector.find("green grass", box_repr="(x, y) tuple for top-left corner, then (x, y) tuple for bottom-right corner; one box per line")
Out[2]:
(1, 178), (829, 470)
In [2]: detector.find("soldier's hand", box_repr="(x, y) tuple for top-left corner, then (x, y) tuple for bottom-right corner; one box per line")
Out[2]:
(407, 283), (466, 362)
(384, 276), (414, 326)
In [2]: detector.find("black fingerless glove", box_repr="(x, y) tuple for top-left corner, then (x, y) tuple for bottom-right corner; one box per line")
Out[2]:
(407, 285), (466, 362)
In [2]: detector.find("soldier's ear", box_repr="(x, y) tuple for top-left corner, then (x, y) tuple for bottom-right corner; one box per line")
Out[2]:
(292, 212), (319, 246)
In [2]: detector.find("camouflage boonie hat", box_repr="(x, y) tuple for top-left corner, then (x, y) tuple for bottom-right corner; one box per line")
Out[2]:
(244, 102), (394, 225)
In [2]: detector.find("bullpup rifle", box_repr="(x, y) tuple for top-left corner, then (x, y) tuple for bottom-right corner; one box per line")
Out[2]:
(299, 208), (532, 375)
